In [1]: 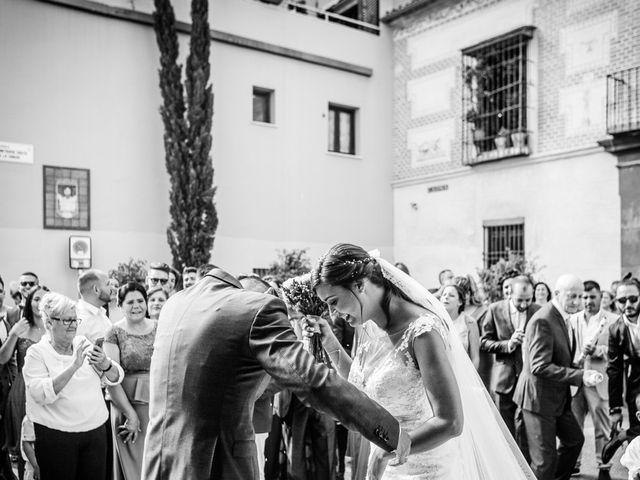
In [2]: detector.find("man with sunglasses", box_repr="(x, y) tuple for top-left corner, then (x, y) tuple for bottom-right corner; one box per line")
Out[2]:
(17, 272), (38, 310)
(603, 278), (640, 464)
(146, 262), (171, 293)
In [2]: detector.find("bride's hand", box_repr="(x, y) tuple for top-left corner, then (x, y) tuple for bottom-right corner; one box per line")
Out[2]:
(301, 315), (336, 346)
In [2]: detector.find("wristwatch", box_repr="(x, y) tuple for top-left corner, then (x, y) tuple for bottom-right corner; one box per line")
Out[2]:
(609, 406), (622, 415)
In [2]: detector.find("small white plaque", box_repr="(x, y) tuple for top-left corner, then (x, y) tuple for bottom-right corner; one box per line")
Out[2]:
(0, 142), (34, 164)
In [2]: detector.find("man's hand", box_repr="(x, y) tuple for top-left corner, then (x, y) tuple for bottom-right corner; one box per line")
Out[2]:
(610, 411), (623, 430)
(582, 342), (596, 357)
(508, 329), (525, 352)
(582, 370), (604, 387)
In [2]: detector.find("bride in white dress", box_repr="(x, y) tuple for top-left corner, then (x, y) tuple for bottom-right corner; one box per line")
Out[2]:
(307, 243), (535, 480)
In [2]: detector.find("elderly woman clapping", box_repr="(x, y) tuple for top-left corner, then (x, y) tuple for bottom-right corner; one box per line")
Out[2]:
(22, 292), (124, 480)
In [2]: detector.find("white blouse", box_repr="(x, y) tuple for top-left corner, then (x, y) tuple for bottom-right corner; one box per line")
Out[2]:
(23, 335), (124, 432)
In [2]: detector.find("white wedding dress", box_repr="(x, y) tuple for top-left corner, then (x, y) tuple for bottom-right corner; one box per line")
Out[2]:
(346, 254), (536, 480)
(349, 316), (463, 479)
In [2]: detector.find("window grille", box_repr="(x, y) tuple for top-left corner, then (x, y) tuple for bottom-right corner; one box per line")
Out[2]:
(462, 26), (534, 165)
(483, 219), (524, 268)
(328, 104), (357, 155)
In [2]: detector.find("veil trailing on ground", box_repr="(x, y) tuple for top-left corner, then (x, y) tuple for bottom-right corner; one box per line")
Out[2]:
(370, 251), (536, 480)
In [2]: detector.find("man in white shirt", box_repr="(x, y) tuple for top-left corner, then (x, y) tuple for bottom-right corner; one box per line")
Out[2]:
(76, 269), (112, 343)
(570, 280), (617, 478)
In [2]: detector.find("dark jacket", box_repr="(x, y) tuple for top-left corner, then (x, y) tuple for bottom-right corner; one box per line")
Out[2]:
(607, 315), (640, 408)
(481, 300), (540, 394)
(142, 269), (400, 480)
(513, 302), (583, 416)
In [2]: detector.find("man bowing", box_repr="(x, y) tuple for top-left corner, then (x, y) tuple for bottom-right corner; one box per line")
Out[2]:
(142, 267), (409, 480)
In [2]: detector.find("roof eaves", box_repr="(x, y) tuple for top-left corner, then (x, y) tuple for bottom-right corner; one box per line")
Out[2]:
(381, 0), (440, 23)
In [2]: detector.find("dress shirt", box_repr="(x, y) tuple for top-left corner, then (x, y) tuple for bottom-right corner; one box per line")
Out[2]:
(23, 335), (124, 432)
(570, 310), (612, 362)
(623, 315), (640, 355)
(76, 299), (112, 343)
(552, 298), (574, 350)
(508, 301), (526, 331)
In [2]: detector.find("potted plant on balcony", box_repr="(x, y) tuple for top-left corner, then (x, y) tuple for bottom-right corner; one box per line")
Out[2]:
(495, 127), (510, 151)
(465, 108), (485, 143)
(511, 130), (527, 149)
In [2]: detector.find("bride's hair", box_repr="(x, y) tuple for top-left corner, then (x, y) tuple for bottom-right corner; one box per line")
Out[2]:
(311, 243), (414, 317)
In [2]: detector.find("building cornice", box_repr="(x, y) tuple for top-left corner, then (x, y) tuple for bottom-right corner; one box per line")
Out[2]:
(34, 0), (373, 77)
(391, 144), (606, 188)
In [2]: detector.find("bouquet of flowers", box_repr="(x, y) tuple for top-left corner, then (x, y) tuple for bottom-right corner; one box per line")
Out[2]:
(281, 273), (331, 365)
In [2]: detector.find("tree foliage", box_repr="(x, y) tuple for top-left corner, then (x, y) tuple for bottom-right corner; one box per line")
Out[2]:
(477, 252), (543, 303)
(109, 258), (148, 285)
(268, 249), (312, 284)
(153, 0), (217, 270)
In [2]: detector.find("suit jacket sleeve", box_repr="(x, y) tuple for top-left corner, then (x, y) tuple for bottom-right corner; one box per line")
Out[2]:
(480, 306), (510, 354)
(607, 322), (625, 409)
(528, 317), (583, 386)
(249, 298), (400, 452)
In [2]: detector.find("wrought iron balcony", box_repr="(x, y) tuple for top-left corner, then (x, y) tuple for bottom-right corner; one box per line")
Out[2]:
(606, 66), (640, 135)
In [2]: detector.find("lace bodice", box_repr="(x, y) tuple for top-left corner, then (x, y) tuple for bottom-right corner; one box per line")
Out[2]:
(349, 315), (461, 479)
(105, 323), (157, 374)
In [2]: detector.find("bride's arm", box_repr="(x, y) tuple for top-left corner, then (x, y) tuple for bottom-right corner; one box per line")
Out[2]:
(407, 329), (464, 455)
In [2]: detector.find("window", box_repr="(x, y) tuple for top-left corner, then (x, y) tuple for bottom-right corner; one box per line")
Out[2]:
(252, 267), (270, 277)
(483, 218), (524, 268)
(462, 26), (535, 165)
(328, 104), (356, 155)
(253, 87), (274, 123)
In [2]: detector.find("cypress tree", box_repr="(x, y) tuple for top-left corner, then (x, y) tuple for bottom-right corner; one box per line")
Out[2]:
(153, 0), (217, 270)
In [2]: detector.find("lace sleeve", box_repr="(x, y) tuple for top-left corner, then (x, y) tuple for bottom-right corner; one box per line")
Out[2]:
(104, 325), (120, 345)
(398, 315), (450, 369)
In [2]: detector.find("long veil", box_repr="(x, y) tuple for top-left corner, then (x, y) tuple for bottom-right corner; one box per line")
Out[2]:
(371, 252), (536, 480)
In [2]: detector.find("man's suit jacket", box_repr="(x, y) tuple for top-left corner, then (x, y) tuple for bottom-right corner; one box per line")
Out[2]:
(607, 315), (640, 409)
(571, 310), (616, 399)
(513, 302), (583, 416)
(142, 269), (400, 480)
(481, 300), (540, 395)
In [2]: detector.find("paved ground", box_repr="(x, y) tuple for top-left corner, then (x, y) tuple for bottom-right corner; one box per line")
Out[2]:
(575, 413), (627, 480)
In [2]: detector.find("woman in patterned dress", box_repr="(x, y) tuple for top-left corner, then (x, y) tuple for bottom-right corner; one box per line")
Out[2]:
(104, 282), (157, 480)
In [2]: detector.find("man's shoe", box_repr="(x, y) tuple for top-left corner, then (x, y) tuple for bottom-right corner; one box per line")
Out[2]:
(602, 434), (625, 464)
(598, 469), (612, 480)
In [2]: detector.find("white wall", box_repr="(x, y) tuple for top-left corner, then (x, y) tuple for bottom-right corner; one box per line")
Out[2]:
(393, 150), (621, 290)
(0, 0), (394, 295)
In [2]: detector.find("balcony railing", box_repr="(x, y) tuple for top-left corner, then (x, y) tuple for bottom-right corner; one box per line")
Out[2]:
(259, 0), (380, 35)
(606, 66), (640, 135)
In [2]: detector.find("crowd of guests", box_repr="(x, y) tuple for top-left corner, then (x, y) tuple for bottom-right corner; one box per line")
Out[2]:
(2, 261), (640, 480)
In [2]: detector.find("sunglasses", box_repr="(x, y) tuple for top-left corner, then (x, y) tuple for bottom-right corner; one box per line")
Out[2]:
(51, 317), (80, 326)
(20, 281), (36, 288)
(616, 296), (639, 305)
(149, 278), (169, 285)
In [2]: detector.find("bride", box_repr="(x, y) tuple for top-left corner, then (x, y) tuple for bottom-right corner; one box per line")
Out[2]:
(307, 243), (535, 480)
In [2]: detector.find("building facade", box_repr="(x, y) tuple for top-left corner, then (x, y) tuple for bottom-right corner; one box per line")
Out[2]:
(386, 0), (639, 289)
(0, 0), (394, 296)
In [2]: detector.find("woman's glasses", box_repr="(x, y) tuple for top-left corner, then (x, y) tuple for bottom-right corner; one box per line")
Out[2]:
(50, 317), (80, 326)
(616, 296), (639, 305)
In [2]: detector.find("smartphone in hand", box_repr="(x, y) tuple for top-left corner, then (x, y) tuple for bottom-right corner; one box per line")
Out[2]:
(94, 337), (105, 349)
